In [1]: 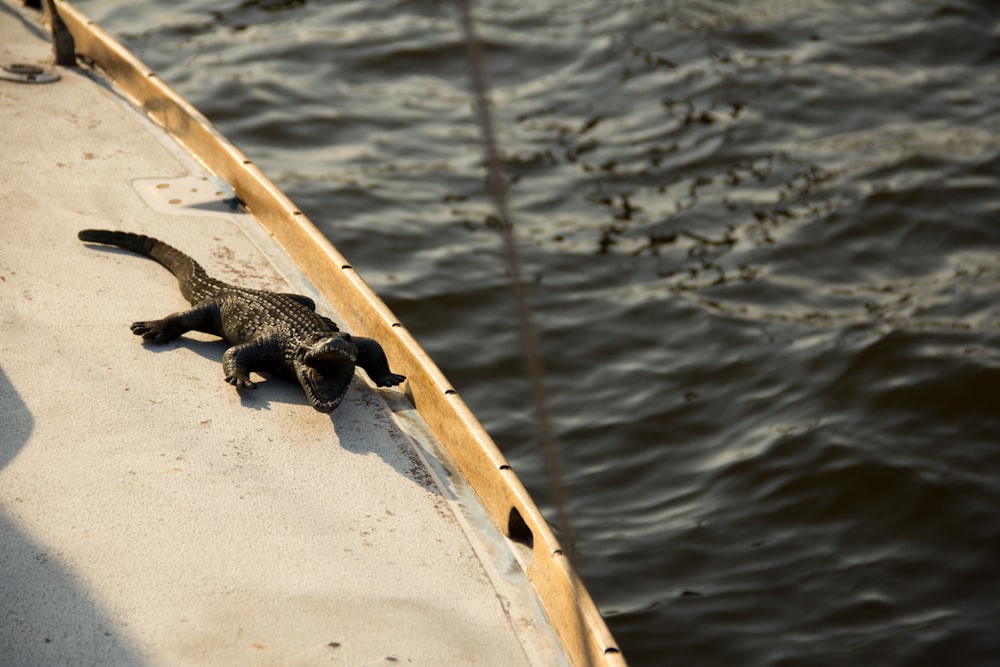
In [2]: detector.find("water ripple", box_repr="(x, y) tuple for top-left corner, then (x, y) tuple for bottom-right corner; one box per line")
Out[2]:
(75, 0), (1000, 663)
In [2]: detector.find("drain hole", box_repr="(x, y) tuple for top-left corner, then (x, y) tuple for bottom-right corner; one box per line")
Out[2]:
(0, 63), (60, 84)
(507, 507), (533, 549)
(5, 64), (42, 75)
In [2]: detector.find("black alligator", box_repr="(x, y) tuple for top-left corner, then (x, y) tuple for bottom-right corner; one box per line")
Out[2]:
(79, 229), (405, 413)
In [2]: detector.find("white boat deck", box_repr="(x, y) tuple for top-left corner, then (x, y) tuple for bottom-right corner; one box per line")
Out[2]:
(0, 3), (619, 665)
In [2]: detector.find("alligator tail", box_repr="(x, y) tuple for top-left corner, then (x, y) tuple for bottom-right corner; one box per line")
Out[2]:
(78, 229), (223, 305)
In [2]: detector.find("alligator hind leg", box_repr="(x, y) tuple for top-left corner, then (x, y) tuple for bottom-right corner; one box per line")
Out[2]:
(222, 336), (282, 390)
(131, 301), (222, 343)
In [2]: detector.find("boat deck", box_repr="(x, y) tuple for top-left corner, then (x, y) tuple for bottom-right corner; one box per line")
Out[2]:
(0, 3), (582, 664)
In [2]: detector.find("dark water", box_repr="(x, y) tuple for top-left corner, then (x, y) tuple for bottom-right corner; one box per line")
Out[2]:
(73, 1), (1000, 664)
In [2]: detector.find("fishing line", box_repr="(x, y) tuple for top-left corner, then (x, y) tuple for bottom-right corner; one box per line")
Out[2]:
(454, 1), (581, 572)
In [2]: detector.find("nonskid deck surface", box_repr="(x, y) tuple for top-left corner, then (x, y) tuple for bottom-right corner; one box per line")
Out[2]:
(0, 4), (566, 665)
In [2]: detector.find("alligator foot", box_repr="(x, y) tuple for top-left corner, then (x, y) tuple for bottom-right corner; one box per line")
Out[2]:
(131, 320), (181, 343)
(225, 372), (257, 390)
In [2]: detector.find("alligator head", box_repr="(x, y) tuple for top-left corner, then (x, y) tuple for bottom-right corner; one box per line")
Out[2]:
(292, 333), (358, 413)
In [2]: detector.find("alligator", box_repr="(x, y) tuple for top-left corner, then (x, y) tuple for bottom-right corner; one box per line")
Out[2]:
(78, 229), (405, 413)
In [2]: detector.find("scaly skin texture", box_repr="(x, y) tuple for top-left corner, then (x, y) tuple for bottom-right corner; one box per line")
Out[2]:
(79, 229), (405, 413)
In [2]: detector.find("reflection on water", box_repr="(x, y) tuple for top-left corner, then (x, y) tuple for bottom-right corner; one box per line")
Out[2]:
(75, 0), (1000, 664)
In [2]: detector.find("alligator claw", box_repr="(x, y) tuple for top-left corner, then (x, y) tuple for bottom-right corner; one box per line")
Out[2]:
(226, 373), (256, 390)
(376, 373), (406, 388)
(131, 320), (175, 343)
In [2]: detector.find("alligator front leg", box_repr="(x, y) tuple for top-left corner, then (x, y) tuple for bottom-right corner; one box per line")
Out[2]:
(131, 301), (222, 343)
(222, 336), (283, 390)
(354, 337), (406, 387)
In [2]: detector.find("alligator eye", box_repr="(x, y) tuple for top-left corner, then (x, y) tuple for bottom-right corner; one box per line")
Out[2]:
(342, 333), (352, 342)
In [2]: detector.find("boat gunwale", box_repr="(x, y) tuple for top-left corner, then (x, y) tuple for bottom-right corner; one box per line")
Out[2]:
(47, 1), (624, 664)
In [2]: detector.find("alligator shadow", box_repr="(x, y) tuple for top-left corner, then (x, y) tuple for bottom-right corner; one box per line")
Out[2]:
(138, 337), (443, 496)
